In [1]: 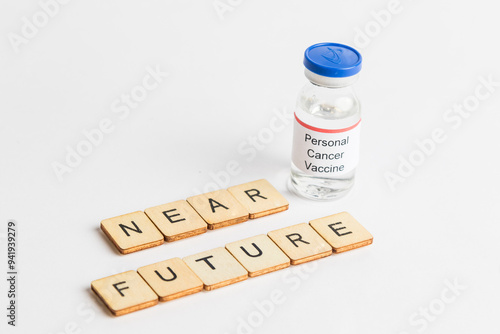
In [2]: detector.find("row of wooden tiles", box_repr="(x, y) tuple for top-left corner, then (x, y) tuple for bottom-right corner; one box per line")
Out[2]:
(92, 211), (373, 316)
(101, 179), (289, 254)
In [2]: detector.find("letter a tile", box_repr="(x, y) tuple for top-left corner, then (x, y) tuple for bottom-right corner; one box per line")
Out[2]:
(186, 190), (249, 230)
(145, 200), (207, 242)
(309, 212), (373, 253)
(137, 258), (203, 302)
(91, 271), (158, 316)
(268, 223), (332, 265)
(227, 179), (289, 219)
(226, 234), (290, 277)
(101, 211), (164, 254)
(183, 247), (248, 291)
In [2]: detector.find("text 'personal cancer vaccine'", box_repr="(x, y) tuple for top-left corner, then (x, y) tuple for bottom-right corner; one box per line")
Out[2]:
(290, 43), (363, 200)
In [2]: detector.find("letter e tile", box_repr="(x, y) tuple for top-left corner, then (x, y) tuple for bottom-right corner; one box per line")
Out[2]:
(145, 200), (207, 242)
(309, 212), (373, 253)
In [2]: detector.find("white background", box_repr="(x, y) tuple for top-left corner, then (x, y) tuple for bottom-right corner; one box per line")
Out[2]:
(1, 1), (500, 333)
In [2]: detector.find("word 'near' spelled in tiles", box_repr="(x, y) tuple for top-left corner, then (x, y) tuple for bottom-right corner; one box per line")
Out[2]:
(91, 212), (373, 316)
(100, 179), (289, 254)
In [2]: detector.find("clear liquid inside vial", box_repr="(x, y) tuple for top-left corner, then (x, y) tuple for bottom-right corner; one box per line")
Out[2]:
(290, 83), (360, 201)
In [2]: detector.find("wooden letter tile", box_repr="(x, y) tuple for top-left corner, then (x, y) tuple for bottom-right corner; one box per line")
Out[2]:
(145, 200), (207, 242)
(186, 190), (249, 230)
(267, 223), (332, 265)
(91, 271), (158, 316)
(227, 179), (289, 219)
(226, 234), (290, 277)
(183, 247), (248, 291)
(309, 211), (373, 253)
(137, 258), (203, 302)
(100, 211), (164, 254)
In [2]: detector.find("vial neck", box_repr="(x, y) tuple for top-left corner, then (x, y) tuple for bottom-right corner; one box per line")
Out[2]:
(304, 68), (358, 88)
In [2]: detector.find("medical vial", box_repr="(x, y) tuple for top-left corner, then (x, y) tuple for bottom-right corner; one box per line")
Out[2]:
(290, 42), (362, 200)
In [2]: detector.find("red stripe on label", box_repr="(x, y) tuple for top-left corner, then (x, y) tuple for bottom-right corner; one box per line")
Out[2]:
(294, 114), (361, 133)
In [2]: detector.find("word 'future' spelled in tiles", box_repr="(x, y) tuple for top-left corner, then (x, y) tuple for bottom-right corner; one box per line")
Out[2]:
(91, 212), (373, 316)
(100, 179), (289, 254)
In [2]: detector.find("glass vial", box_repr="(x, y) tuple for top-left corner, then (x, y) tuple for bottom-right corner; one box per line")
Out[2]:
(290, 42), (362, 200)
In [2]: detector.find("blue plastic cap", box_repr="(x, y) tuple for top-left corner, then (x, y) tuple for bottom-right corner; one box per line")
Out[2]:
(303, 42), (362, 78)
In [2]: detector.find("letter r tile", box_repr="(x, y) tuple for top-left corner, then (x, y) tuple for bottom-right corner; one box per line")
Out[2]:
(268, 223), (332, 265)
(183, 247), (248, 291)
(309, 211), (373, 253)
(138, 258), (203, 302)
(100, 211), (164, 254)
(91, 271), (158, 316)
(227, 179), (289, 218)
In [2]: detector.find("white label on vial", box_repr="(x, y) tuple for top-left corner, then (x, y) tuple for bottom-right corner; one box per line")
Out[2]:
(292, 114), (361, 176)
